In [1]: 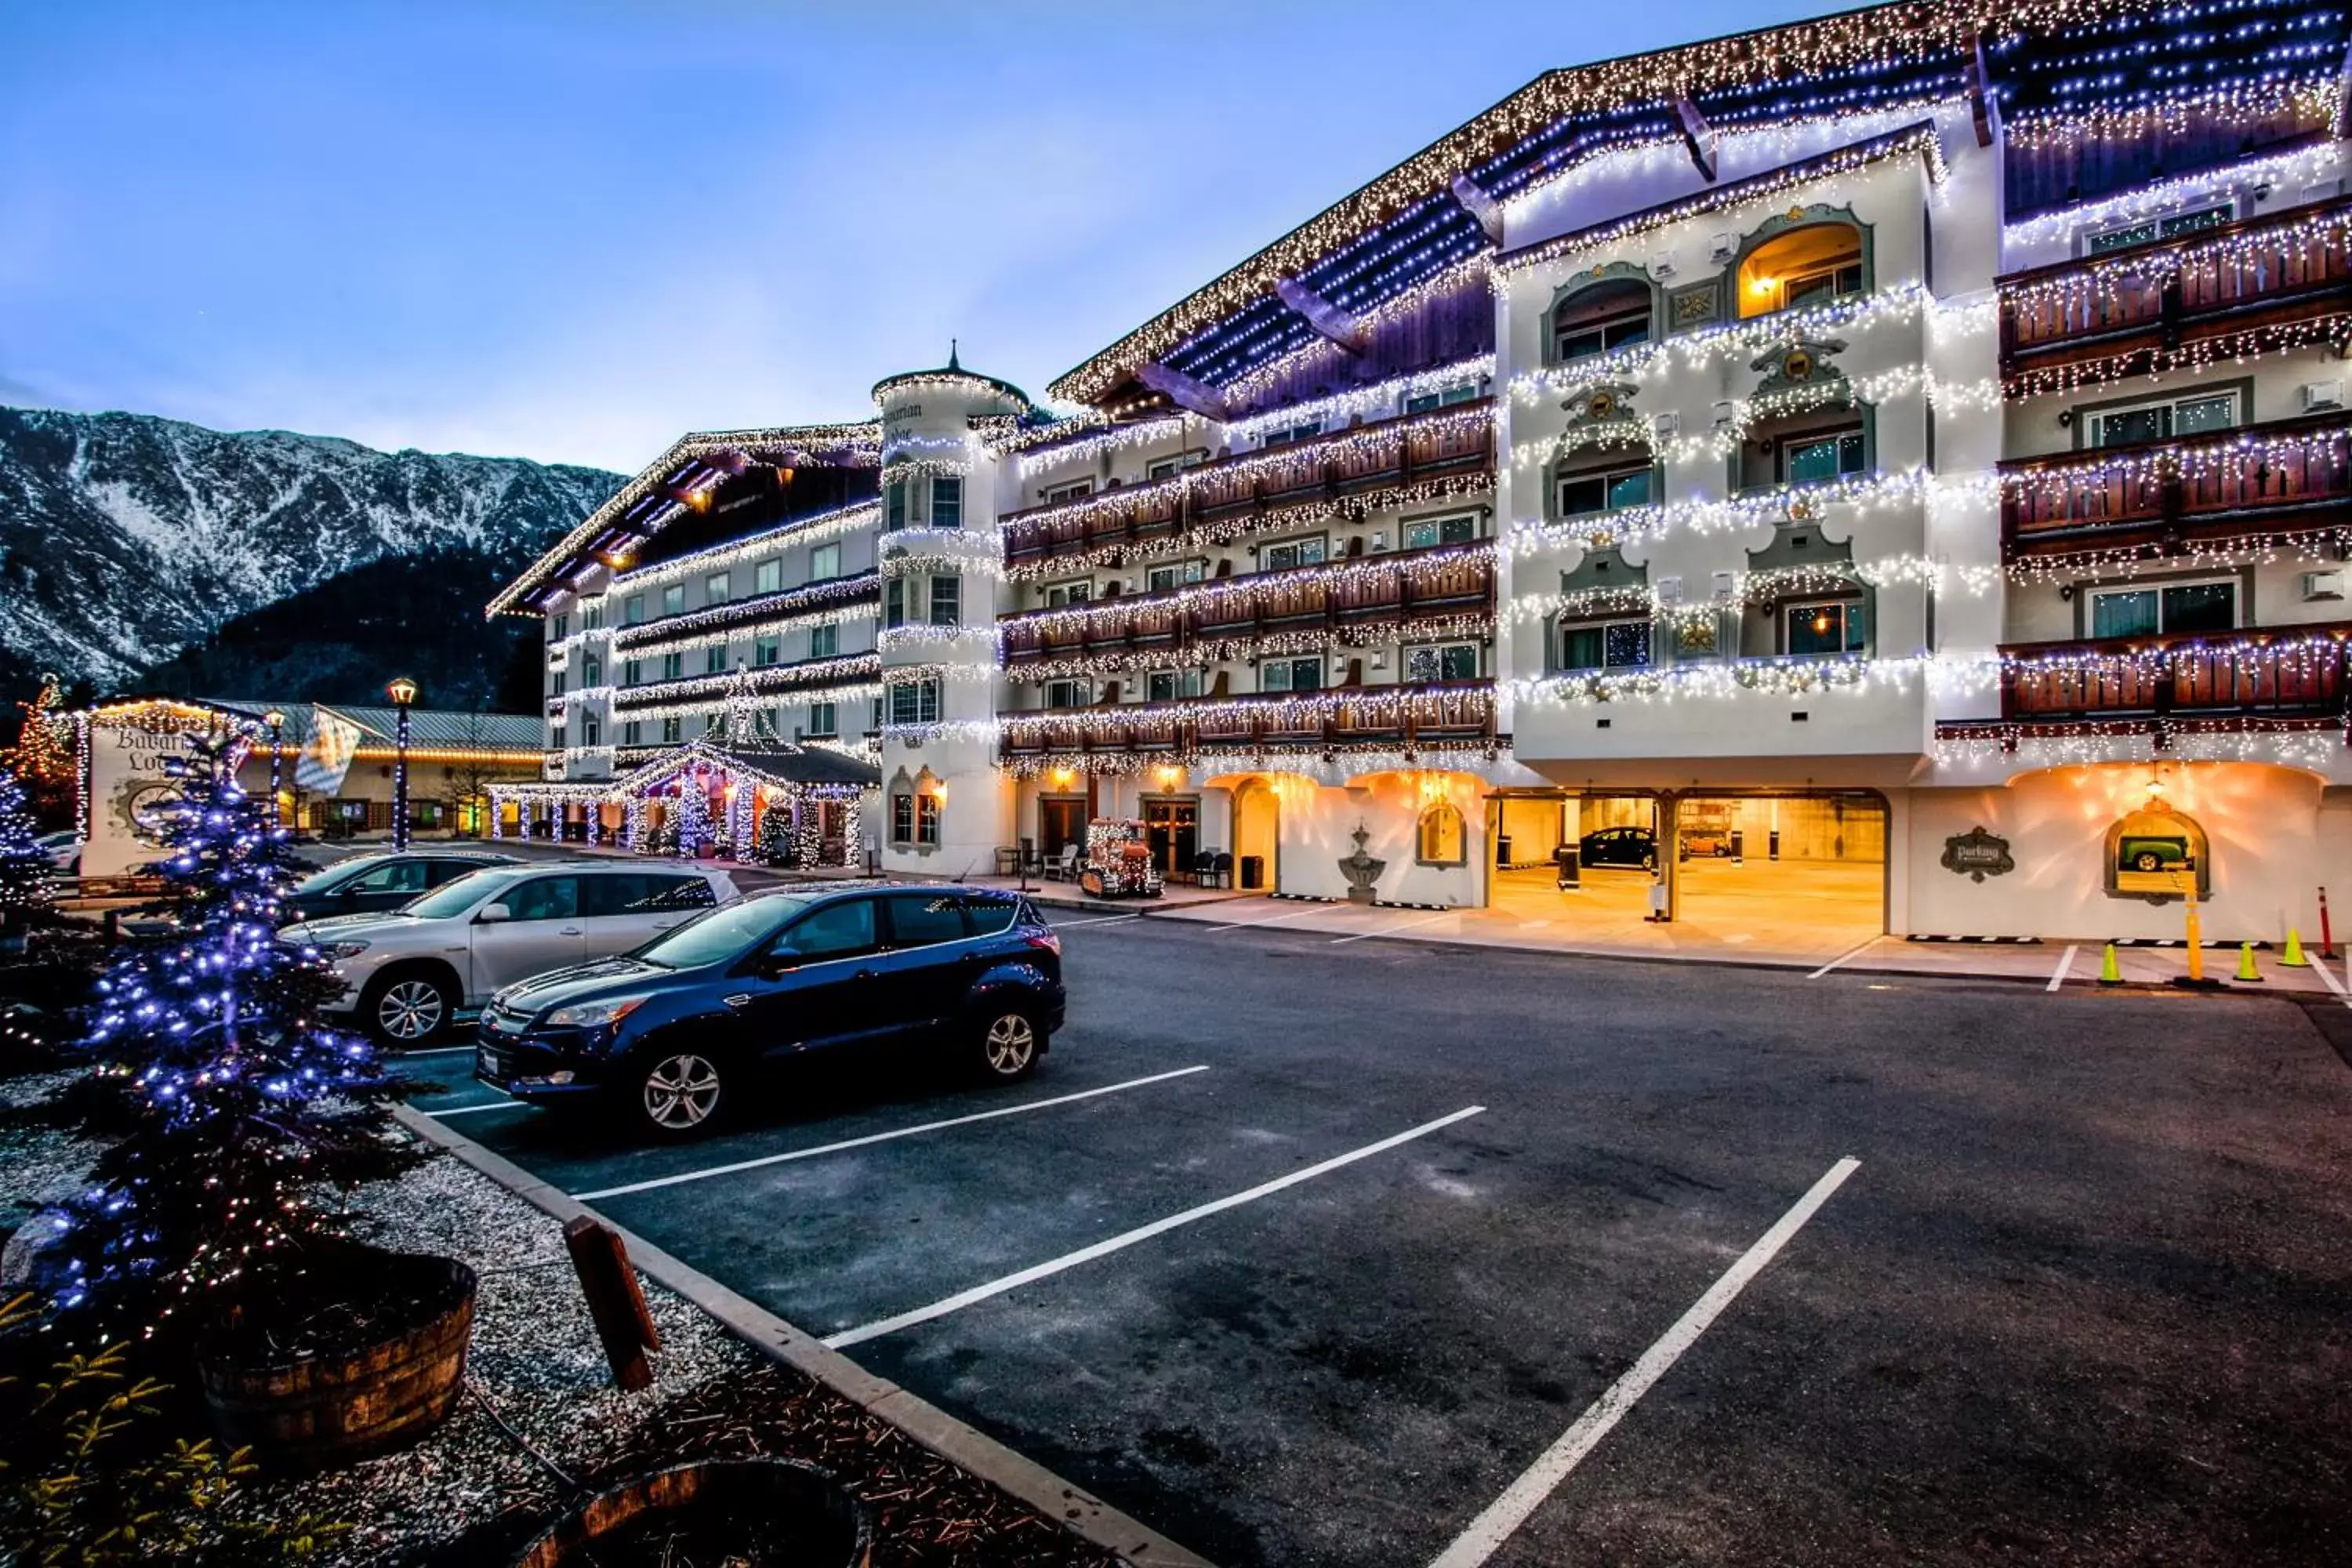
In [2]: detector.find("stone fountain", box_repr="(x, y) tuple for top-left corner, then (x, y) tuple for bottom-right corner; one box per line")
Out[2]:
(1338, 820), (1385, 905)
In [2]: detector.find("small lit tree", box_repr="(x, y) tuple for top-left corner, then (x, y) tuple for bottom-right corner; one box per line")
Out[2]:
(45, 733), (419, 1344)
(0, 764), (52, 945)
(757, 802), (798, 867)
(7, 675), (74, 826)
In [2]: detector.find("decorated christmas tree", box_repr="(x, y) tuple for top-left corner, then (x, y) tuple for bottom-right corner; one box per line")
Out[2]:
(757, 802), (799, 866)
(0, 764), (53, 939)
(6, 673), (74, 825)
(673, 782), (712, 855)
(45, 732), (419, 1343)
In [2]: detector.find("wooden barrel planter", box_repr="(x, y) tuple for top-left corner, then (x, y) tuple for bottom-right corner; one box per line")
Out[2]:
(197, 1244), (476, 1471)
(514, 1458), (873, 1568)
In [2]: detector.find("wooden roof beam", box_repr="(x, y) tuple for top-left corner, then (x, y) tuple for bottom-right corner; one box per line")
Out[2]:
(1136, 363), (1230, 422)
(1274, 276), (1370, 354)
(1450, 175), (1505, 243)
(1675, 96), (1719, 183)
(1965, 31), (1999, 148)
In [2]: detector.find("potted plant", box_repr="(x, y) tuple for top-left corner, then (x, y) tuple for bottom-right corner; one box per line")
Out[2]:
(38, 731), (470, 1469)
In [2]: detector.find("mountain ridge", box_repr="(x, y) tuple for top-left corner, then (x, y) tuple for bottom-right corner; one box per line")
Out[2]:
(0, 403), (623, 696)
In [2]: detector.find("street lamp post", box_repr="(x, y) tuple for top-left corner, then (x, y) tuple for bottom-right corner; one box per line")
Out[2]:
(386, 677), (418, 851)
(263, 708), (286, 829)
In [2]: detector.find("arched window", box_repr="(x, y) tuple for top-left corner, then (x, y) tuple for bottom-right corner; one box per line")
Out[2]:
(1417, 801), (1467, 867)
(1551, 278), (1653, 363)
(1736, 223), (1864, 318)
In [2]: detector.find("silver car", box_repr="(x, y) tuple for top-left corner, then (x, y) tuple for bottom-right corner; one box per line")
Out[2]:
(284, 860), (740, 1046)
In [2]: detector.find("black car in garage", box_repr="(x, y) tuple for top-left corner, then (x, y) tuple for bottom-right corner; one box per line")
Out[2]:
(1579, 826), (1658, 869)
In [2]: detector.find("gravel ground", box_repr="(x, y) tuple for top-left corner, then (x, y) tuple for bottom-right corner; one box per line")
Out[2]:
(0, 1070), (94, 1242)
(208, 1152), (764, 1565)
(2, 1097), (1126, 1566)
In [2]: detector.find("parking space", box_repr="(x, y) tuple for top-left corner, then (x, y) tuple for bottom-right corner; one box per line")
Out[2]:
(396, 919), (2352, 1567)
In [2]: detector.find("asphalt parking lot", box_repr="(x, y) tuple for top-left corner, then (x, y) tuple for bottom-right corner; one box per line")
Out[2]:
(397, 915), (2352, 1567)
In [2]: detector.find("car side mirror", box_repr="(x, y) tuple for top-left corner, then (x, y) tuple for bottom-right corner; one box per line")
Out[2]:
(477, 902), (512, 924)
(757, 947), (799, 979)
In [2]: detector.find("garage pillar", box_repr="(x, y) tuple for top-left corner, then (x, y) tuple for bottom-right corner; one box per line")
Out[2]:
(1657, 789), (1681, 923)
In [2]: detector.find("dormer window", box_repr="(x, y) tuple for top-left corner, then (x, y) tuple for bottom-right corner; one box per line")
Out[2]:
(1737, 223), (1865, 318)
(1557, 462), (1653, 518)
(1552, 280), (1652, 363)
(1780, 427), (1866, 485)
(2084, 201), (2232, 256)
(1405, 383), (1481, 414)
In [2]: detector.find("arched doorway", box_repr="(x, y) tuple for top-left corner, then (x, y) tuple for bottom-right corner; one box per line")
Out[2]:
(1231, 776), (1281, 893)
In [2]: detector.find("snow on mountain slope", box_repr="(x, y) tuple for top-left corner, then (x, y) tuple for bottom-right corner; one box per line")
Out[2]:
(0, 405), (621, 686)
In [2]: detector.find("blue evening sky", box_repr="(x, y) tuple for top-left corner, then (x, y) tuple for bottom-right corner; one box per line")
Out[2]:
(1, 2), (1848, 474)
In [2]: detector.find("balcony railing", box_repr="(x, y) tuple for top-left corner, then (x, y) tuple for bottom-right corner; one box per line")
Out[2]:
(1984, 623), (2352, 723)
(1001, 403), (1496, 570)
(1998, 197), (2352, 390)
(2000, 414), (2352, 560)
(998, 680), (1498, 762)
(999, 543), (1496, 667)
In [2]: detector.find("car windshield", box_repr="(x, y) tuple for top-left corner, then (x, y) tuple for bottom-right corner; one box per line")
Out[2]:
(292, 862), (363, 895)
(397, 866), (515, 920)
(633, 895), (810, 970)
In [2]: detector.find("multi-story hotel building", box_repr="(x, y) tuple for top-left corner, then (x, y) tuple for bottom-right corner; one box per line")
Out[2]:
(490, 0), (2352, 944)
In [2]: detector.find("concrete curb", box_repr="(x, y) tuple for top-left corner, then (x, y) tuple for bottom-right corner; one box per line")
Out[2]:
(390, 1103), (1216, 1568)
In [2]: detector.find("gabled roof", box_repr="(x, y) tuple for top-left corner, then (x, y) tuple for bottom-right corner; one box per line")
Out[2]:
(1044, 0), (2338, 405)
(487, 420), (883, 619)
(205, 699), (543, 753)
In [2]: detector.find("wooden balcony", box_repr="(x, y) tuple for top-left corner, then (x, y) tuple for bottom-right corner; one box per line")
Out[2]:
(999, 543), (1496, 667)
(998, 680), (1498, 764)
(1998, 197), (2352, 391)
(2000, 414), (2352, 561)
(1982, 623), (2352, 724)
(1002, 402), (1496, 570)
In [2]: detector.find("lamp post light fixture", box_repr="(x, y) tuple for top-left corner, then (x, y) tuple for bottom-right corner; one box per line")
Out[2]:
(386, 677), (419, 850)
(263, 708), (286, 826)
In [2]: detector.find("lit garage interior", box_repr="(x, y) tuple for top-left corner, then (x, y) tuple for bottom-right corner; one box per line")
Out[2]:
(1490, 790), (1887, 954)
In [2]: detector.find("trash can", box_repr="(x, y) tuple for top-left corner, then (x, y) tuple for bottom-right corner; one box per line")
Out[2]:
(1729, 829), (1744, 864)
(1495, 833), (1513, 868)
(1240, 855), (1265, 890)
(1555, 844), (1581, 889)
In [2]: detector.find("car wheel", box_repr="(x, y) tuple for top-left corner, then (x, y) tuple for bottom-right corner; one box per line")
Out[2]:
(2135, 851), (2161, 872)
(637, 1051), (725, 1138)
(1641, 852), (1657, 871)
(977, 1008), (1040, 1081)
(363, 970), (455, 1047)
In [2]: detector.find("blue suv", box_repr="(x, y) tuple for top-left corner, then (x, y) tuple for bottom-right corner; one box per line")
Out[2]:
(474, 885), (1065, 1138)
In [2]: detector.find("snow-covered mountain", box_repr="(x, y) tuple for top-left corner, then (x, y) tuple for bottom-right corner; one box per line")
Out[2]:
(0, 405), (622, 688)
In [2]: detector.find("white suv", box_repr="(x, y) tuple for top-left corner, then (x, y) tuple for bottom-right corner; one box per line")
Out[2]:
(284, 861), (740, 1046)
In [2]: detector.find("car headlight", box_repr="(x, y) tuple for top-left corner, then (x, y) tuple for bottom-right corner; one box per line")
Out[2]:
(544, 996), (649, 1029)
(321, 941), (371, 959)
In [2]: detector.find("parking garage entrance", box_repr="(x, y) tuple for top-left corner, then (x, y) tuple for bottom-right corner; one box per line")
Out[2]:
(1489, 789), (1887, 959)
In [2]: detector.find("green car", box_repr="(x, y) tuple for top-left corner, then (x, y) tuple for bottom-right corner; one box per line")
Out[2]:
(2118, 834), (2191, 875)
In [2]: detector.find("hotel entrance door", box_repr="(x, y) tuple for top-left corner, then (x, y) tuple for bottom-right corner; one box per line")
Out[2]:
(1144, 798), (1198, 880)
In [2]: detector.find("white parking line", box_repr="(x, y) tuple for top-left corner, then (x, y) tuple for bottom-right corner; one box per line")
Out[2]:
(1330, 911), (1455, 946)
(1051, 913), (1147, 929)
(825, 1103), (1486, 1350)
(1202, 906), (1323, 935)
(425, 1099), (521, 1118)
(2046, 943), (2079, 992)
(2311, 950), (2352, 1008)
(572, 1065), (1213, 1201)
(1425, 1156), (1860, 1568)
(1806, 938), (1878, 979)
